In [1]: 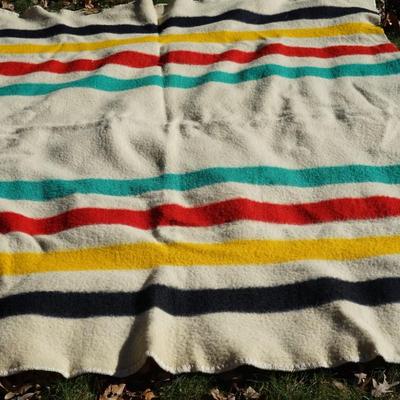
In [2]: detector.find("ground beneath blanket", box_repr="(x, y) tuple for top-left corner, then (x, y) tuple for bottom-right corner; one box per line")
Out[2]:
(1, 358), (400, 400)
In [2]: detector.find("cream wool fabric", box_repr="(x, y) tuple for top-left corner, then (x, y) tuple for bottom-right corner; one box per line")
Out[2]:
(0, 0), (399, 377)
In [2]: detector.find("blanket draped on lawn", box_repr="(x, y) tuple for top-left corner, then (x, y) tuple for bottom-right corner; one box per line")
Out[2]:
(0, 0), (399, 377)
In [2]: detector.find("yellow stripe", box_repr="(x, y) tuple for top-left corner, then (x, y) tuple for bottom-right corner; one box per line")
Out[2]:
(2, 235), (400, 276)
(0, 23), (383, 54)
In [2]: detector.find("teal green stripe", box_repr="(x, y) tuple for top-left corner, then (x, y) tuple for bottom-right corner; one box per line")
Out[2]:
(1, 164), (400, 201)
(1, 59), (399, 96)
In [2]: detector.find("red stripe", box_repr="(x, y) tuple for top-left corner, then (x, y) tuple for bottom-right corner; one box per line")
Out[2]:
(0, 43), (397, 76)
(0, 196), (399, 235)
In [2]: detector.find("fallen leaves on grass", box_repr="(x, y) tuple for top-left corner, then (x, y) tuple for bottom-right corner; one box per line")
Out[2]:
(354, 371), (372, 392)
(99, 384), (126, 400)
(82, 0), (101, 14)
(210, 388), (235, 400)
(332, 380), (347, 391)
(0, 383), (41, 400)
(354, 373), (368, 386)
(243, 386), (261, 399)
(83, 0), (93, 8)
(383, 10), (400, 32)
(142, 388), (156, 400)
(98, 384), (158, 400)
(0, 0), (14, 10)
(371, 373), (400, 398)
(210, 386), (260, 400)
(210, 388), (227, 400)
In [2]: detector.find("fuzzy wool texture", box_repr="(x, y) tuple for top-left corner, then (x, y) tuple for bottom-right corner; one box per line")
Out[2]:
(0, 0), (399, 377)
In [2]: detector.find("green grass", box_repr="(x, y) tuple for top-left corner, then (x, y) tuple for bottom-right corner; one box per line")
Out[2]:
(2, 361), (400, 400)
(159, 374), (215, 400)
(388, 35), (400, 49)
(41, 376), (98, 400)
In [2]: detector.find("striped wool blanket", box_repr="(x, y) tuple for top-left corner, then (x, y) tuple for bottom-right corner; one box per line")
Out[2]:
(0, 0), (400, 377)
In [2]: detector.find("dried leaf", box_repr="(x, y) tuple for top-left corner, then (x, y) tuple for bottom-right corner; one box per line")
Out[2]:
(19, 392), (37, 400)
(4, 390), (39, 400)
(18, 385), (33, 395)
(83, 5), (100, 14)
(99, 384), (126, 400)
(243, 386), (260, 399)
(383, 10), (400, 31)
(332, 381), (346, 391)
(142, 388), (156, 400)
(0, 380), (32, 399)
(124, 389), (140, 399)
(210, 388), (227, 400)
(84, 0), (94, 8)
(371, 374), (400, 398)
(355, 373), (368, 386)
(1, 0), (14, 11)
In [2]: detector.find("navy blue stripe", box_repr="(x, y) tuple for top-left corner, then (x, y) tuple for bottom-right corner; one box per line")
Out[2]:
(0, 6), (377, 38)
(0, 278), (398, 318)
(160, 6), (378, 30)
